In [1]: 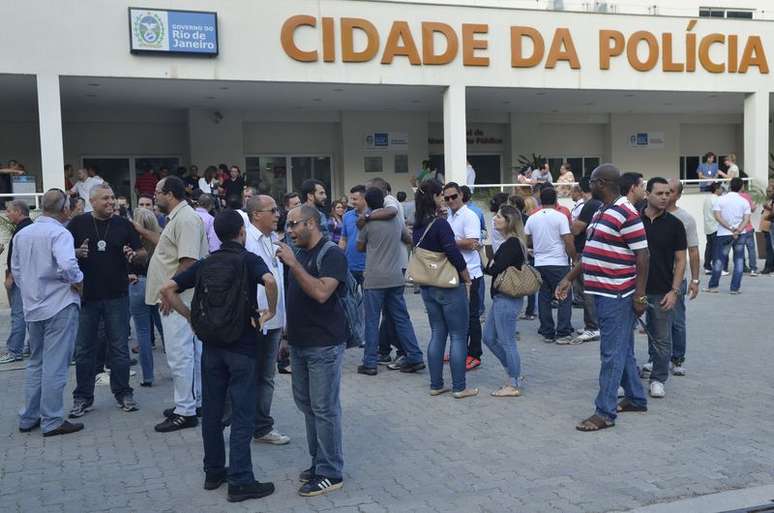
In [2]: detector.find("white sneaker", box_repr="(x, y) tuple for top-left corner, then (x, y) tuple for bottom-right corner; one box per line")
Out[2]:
(254, 429), (290, 445)
(575, 330), (600, 343)
(750, 270), (759, 277)
(94, 372), (111, 386)
(649, 381), (665, 398)
(704, 269), (712, 275)
(671, 363), (686, 376)
(721, 270), (730, 276)
(617, 386), (625, 398)
(640, 362), (652, 379)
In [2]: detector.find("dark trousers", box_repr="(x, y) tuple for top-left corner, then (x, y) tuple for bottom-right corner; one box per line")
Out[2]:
(704, 233), (716, 271)
(254, 329), (281, 438)
(201, 346), (258, 486)
(73, 296), (132, 402)
(765, 232), (774, 271)
(536, 266), (573, 339)
(467, 276), (483, 359)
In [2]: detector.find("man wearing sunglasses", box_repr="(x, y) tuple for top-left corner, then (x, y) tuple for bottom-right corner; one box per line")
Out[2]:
(444, 182), (484, 371)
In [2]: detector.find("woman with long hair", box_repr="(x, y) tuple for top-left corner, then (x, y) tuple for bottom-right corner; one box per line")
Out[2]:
(129, 206), (162, 387)
(412, 180), (477, 399)
(483, 205), (527, 397)
(328, 200), (345, 244)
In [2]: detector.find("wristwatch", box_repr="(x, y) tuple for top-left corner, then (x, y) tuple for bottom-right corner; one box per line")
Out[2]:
(634, 296), (648, 305)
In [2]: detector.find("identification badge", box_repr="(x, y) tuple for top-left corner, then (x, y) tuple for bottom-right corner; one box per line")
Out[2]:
(97, 240), (107, 252)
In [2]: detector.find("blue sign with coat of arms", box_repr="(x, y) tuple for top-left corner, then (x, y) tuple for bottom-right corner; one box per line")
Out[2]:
(129, 8), (218, 56)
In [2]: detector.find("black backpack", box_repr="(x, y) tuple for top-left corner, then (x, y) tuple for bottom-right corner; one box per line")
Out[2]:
(190, 246), (253, 346)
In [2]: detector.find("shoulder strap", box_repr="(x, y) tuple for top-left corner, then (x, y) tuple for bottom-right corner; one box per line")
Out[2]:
(415, 219), (436, 248)
(315, 240), (338, 273)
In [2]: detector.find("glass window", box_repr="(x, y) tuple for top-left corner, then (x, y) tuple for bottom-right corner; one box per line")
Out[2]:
(582, 157), (600, 177)
(727, 10), (753, 18)
(83, 157), (133, 201)
(291, 156), (332, 199)
(245, 156), (288, 205)
(566, 157), (582, 178)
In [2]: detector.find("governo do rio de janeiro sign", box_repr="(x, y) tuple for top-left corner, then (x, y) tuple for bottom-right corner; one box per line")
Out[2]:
(280, 15), (769, 74)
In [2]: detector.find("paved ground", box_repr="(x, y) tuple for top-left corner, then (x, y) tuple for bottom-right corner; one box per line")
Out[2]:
(1, 272), (773, 513)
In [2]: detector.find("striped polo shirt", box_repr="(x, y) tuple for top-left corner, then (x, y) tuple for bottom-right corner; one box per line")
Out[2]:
(582, 196), (648, 298)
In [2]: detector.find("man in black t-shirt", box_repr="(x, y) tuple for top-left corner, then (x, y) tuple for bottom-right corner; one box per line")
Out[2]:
(275, 205), (347, 497)
(68, 184), (146, 418)
(570, 177), (603, 344)
(160, 210), (278, 503)
(639, 177), (687, 400)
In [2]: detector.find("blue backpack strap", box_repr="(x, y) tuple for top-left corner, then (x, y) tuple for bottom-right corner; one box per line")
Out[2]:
(314, 240), (338, 274)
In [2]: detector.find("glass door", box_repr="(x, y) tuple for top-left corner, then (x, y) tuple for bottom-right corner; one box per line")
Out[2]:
(245, 156), (289, 205)
(290, 156), (332, 199)
(82, 157), (132, 200)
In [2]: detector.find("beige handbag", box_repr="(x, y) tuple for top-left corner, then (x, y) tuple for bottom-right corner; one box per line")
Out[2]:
(407, 220), (460, 288)
(493, 238), (542, 298)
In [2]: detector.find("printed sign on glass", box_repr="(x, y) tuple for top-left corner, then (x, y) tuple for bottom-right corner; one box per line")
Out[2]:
(129, 8), (218, 56)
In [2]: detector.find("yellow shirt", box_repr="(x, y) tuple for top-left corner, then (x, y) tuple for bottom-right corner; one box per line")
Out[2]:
(145, 201), (209, 305)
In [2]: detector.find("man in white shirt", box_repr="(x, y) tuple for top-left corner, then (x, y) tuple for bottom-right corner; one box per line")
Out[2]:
(444, 182), (483, 370)
(702, 183), (723, 274)
(525, 187), (577, 344)
(69, 168), (103, 213)
(244, 195), (290, 445)
(707, 178), (750, 293)
(466, 161), (476, 191)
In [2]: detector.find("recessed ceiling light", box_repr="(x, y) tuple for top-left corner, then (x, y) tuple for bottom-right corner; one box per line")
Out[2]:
(583, 102), (595, 106)
(205, 96), (216, 100)
(708, 94), (717, 98)
(502, 100), (511, 104)
(332, 88), (344, 92)
(664, 102), (673, 106)
(219, 86), (229, 90)
(410, 99), (421, 104)
(624, 94), (635, 97)
(86, 93), (97, 97)
(535, 92), (546, 96)
(312, 98), (322, 102)
(551, 109), (559, 113)
(87, 83), (101, 87)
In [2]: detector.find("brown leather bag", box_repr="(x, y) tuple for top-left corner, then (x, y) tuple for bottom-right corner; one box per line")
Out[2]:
(492, 238), (542, 298)
(407, 220), (460, 288)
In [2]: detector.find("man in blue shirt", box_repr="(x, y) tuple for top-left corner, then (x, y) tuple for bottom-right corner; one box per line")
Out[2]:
(696, 152), (719, 192)
(339, 185), (367, 286)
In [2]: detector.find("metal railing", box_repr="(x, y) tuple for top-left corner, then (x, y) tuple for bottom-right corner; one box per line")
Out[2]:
(471, 177), (754, 194)
(0, 192), (45, 210)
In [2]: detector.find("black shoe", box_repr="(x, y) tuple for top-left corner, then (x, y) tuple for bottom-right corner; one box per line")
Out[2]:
(69, 398), (94, 418)
(277, 365), (291, 375)
(204, 468), (228, 490)
(298, 476), (343, 497)
(298, 466), (315, 483)
(399, 361), (426, 373)
(154, 413), (198, 433)
(164, 406), (201, 418)
(117, 394), (139, 413)
(43, 420), (84, 437)
(19, 419), (41, 433)
(129, 358), (138, 366)
(376, 354), (392, 365)
(227, 481), (275, 502)
(140, 382), (153, 387)
(357, 365), (377, 376)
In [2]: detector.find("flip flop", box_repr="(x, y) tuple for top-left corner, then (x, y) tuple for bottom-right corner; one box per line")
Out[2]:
(576, 414), (614, 432)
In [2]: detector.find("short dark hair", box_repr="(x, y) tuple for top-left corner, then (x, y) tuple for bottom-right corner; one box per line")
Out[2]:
(539, 186), (557, 206)
(283, 192), (299, 207)
(301, 179), (324, 202)
(490, 192), (509, 213)
(708, 181), (722, 193)
(161, 176), (186, 200)
(443, 182), (461, 195)
(364, 187), (385, 211)
(730, 177), (744, 192)
(213, 210), (244, 242)
(138, 193), (154, 203)
(460, 185), (472, 203)
(226, 194), (243, 209)
(396, 191), (407, 202)
(619, 172), (643, 196)
(509, 194), (525, 212)
(579, 176), (592, 193)
(646, 177), (669, 192)
(298, 204), (321, 229)
(349, 185), (366, 195)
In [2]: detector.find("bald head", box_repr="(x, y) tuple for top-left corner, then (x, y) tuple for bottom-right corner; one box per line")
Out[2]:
(246, 194), (278, 234)
(668, 177), (683, 197)
(42, 189), (69, 217)
(589, 163), (621, 201)
(592, 163), (620, 183)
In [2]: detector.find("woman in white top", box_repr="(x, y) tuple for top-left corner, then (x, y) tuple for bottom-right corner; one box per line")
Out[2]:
(556, 164), (575, 198)
(198, 166), (219, 195)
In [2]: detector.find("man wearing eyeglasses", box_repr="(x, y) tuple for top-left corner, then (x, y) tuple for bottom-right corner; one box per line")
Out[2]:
(444, 182), (484, 371)
(244, 195), (291, 446)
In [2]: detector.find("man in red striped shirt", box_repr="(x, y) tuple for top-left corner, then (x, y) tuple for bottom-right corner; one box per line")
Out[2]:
(556, 163), (650, 432)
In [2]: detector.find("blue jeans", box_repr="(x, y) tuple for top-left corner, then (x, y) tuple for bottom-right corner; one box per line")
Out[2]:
(420, 284), (468, 392)
(254, 328), (281, 438)
(201, 345), (258, 486)
(671, 280), (687, 366)
(291, 344), (345, 480)
(536, 265), (573, 338)
(483, 294), (523, 386)
(742, 231), (757, 271)
(594, 295), (646, 421)
(129, 277), (154, 384)
(6, 282), (26, 357)
(19, 303), (79, 433)
(708, 235), (745, 291)
(645, 293), (674, 384)
(362, 286), (423, 368)
(73, 296), (133, 402)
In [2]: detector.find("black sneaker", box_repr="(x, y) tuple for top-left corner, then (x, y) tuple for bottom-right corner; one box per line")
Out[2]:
(154, 413), (198, 433)
(399, 361), (426, 373)
(117, 394), (139, 413)
(298, 466), (315, 483)
(298, 476), (343, 497)
(43, 420), (84, 437)
(69, 398), (94, 418)
(163, 406), (201, 418)
(376, 354), (392, 365)
(204, 468), (228, 490)
(357, 365), (377, 376)
(227, 481), (275, 503)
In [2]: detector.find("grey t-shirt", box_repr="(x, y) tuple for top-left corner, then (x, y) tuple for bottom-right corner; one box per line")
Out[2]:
(358, 216), (405, 289)
(671, 207), (699, 248)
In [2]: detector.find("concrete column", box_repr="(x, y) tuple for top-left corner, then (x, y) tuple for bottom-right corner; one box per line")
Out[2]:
(37, 73), (65, 191)
(743, 91), (770, 187)
(443, 84), (467, 185)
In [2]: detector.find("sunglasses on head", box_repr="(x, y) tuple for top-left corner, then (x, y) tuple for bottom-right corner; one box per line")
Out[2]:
(443, 194), (459, 202)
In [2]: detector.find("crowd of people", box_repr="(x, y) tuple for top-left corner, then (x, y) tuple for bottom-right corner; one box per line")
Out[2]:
(3, 158), (772, 503)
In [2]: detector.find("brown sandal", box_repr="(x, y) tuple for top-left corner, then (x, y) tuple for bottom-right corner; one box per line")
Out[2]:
(617, 399), (648, 413)
(576, 414), (614, 432)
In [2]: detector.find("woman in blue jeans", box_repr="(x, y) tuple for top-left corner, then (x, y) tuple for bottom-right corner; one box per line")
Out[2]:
(129, 207), (162, 386)
(412, 180), (476, 399)
(483, 205), (526, 397)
